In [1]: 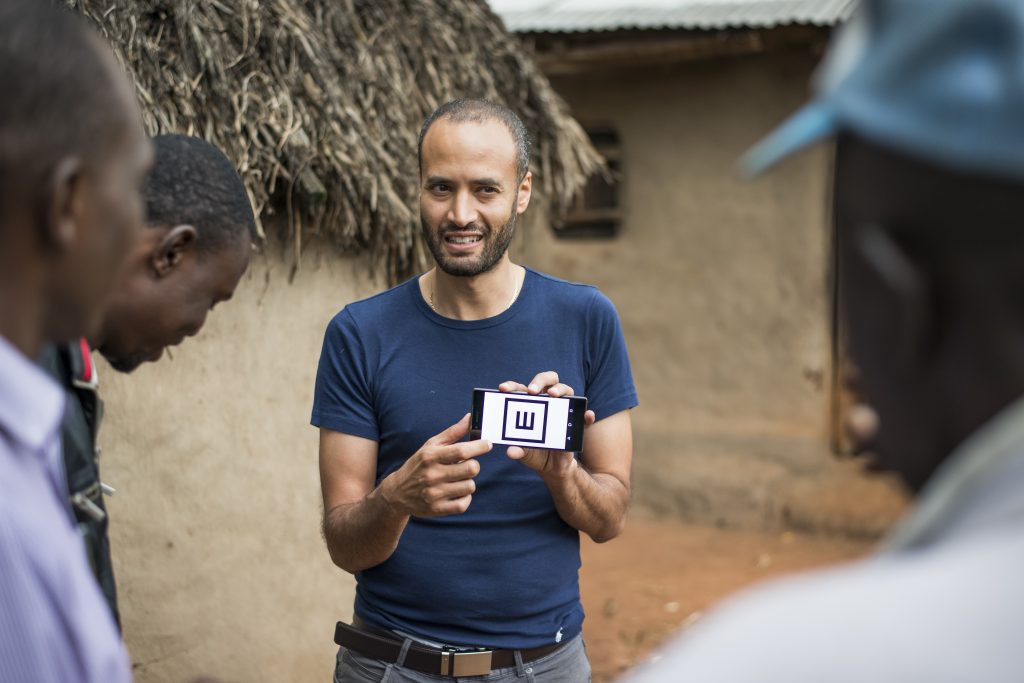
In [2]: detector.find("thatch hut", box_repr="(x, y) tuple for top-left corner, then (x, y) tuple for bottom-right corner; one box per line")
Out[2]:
(67, 3), (601, 682)
(74, 0), (601, 281)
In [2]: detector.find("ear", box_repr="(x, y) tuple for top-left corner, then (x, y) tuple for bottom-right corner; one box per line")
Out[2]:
(516, 171), (533, 215)
(44, 157), (86, 252)
(150, 224), (198, 278)
(852, 224), (933, 373)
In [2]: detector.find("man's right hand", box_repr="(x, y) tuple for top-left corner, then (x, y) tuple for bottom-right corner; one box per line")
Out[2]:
(379, 413), (491, 517)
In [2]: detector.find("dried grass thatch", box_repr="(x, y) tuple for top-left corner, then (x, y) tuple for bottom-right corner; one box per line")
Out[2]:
(71, 0), (602, 283)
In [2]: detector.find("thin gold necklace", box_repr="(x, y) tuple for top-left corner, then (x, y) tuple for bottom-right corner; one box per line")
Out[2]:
(429, 270), (522, 315)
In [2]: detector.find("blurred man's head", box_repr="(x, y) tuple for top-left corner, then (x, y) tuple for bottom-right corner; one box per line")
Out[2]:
(0, 0), (151, 353)
(745, 0), (1024, 492)
(833, 134), (1024, 491)
(95, 134), (256, 373)
(417, 99), (532, 277)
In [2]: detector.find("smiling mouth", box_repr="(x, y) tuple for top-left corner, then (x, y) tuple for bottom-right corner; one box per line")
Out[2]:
(444, 234), (482, 245)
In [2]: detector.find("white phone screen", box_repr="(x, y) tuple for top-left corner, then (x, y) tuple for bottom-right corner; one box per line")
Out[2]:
(479, 391), (574, 449)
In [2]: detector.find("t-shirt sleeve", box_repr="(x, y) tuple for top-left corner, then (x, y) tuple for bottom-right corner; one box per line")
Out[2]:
(310, 309), (379, 441)
(584, 290), (638, 422)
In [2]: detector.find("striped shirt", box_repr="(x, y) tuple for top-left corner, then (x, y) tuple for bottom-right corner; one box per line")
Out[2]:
(0, 335), (131, 683)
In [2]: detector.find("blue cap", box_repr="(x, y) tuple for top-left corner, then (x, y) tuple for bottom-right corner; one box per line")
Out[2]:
(742, 0), (1024, 181)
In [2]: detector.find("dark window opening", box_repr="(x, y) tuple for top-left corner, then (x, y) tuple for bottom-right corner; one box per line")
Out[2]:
(553, 126), (622, 239)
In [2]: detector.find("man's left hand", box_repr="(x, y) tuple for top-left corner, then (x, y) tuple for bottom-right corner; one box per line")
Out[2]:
(498, 371), (596, 479)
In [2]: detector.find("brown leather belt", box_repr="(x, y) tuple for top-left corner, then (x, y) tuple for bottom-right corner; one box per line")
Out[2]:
(334, 619), (566, 677)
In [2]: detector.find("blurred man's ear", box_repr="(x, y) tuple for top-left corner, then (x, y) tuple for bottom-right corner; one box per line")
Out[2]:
(45, 157), (86, 253)
(151, 224), (197, 277)
(852, 223), (933, 377)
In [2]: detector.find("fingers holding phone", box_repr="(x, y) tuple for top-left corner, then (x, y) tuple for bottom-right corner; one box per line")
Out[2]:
(499, 370), (574, 398)
(380, 413), (492, 518)
(473, 384), (592, 481)
(506, 408), (596, 476)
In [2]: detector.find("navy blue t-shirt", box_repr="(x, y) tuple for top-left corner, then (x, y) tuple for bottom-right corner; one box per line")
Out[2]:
(311, 267), (638, 648)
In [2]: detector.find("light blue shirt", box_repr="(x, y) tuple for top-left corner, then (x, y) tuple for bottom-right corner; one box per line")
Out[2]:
(625, 396), (1024, 683)
(0, 335), (131, 683)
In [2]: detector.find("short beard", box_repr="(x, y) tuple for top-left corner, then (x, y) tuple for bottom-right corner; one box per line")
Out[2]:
(421, 205), (517, 277)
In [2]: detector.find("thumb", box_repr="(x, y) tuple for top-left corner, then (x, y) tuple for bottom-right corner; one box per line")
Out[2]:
(506, 445), (526, 460)
(429, 413), (472, 446)
(507, 446), (543, 469)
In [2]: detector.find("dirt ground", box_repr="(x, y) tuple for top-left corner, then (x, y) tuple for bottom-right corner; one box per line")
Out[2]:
(580, 513), (877, 681)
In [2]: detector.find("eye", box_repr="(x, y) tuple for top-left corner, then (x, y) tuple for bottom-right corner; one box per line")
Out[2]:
(478, 186), (498, 195)
(429, 183), (451, 194)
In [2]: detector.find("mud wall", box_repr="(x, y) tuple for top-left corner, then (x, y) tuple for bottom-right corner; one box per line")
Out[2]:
(522, 50), (905, 535)
(99, 245), (378, 682)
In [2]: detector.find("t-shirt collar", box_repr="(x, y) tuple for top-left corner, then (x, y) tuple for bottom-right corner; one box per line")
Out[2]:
(0, 334), (65, 452)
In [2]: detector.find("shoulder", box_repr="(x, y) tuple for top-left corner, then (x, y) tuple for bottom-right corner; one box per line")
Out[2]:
(38, 342), (99, 400)
(624, 559), (918, 682)
(525, 268), (617, 316)
(527, 267), (599, 299)
(325, 278), (420, 334)
(37, 344), (65, 381)
(628, 541), (1024, 682)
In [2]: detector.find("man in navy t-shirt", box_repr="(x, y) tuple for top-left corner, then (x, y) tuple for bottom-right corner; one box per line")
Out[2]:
(312, 98), (637, 682)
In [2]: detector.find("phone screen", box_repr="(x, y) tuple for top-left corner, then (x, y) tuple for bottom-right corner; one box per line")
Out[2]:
(471, 389), (587, 451)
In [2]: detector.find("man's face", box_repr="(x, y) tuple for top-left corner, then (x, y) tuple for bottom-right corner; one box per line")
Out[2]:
(99, 232), (251, 373)
(419, 118), (531, 277)
(46, 57), (152, 342)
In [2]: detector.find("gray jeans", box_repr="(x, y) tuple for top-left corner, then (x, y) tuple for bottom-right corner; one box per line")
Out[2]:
(333, 634), (591, 683)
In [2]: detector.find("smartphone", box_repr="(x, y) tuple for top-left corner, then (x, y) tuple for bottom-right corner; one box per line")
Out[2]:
(470, 388), (587, 452)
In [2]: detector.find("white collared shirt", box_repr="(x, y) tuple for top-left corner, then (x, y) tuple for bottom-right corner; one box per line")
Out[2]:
(0, 335), (131, 683)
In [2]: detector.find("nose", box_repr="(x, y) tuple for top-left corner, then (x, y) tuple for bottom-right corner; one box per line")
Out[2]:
(448, 189), (478, 228)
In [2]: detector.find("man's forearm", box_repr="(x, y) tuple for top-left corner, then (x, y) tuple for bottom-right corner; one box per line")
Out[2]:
(543, 460), (629, 543)
(323, 485), (409, 573)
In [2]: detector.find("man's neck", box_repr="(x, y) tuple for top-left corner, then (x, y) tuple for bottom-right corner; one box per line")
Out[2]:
(0, 271), (45, 359)
(423, 259), (524, 321)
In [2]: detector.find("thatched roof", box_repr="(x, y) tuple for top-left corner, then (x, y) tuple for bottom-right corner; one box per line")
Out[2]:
(71, 0), (602, 282)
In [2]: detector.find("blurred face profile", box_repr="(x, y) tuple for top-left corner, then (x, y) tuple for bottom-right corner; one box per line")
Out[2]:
(45, 49), (153, 343)
(99, 233), (251, 373)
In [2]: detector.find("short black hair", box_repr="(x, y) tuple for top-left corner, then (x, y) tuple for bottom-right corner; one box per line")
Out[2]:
(145, 135), (257, 252)
(418, 99), (531, 181)
(0, 0), (133, 219)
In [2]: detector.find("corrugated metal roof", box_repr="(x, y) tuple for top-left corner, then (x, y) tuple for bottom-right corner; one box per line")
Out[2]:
(488, 0), (857, 33)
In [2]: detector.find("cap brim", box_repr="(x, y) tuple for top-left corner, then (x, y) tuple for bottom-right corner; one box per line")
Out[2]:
(740, 102), (838, 177)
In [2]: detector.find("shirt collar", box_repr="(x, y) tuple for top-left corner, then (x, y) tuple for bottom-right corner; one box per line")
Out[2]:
(881, 394), (1024, 553)
(0, 335), (65, 452)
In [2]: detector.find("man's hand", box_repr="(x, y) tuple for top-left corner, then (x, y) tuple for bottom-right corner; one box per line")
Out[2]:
(499, 371), (596, 478)
(379, 413), (492, 517)
(499, 370), (631, 543)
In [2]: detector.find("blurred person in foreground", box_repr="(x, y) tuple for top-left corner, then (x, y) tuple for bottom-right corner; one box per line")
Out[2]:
(0, 1), (151, 681)
(627, 0), (1024, 680)
(40, 133), (256, 628)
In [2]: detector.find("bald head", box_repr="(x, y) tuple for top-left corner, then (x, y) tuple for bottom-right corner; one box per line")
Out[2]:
(418, 99), (532, 182)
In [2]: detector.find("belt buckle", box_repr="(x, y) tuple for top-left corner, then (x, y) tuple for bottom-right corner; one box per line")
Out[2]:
(440, 649), (493, 677)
